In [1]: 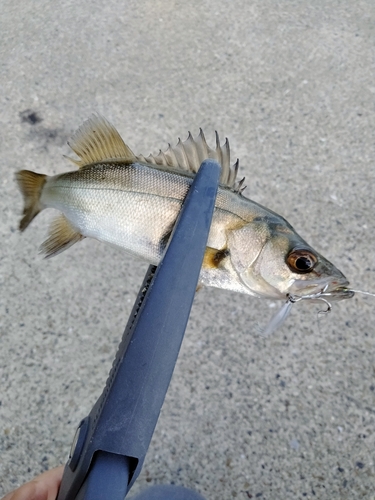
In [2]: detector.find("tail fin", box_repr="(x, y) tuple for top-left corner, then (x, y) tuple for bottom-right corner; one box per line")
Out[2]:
(15, 170), (47, 231)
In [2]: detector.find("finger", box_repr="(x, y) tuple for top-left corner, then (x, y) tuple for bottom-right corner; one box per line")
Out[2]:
(1, 466), (64, 500)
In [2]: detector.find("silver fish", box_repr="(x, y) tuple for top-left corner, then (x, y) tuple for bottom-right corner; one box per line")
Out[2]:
(16, 115), (354, 331)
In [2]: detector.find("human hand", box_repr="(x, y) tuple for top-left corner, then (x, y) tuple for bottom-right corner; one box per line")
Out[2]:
(1, 466), (64, 500)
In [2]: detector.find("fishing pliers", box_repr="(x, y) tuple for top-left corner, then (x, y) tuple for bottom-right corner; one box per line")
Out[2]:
(56, 159), (220, 500)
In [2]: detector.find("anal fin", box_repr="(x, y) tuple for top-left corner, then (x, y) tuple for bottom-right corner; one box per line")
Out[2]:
(40, 215), (84, 258)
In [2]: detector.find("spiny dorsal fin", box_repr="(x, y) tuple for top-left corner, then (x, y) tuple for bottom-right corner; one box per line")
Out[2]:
(137, 129), (246, 193)
(66, 114), (135, 167)
(40, 214), (84, 258)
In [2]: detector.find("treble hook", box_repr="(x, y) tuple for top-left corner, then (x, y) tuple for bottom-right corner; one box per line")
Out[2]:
(287, 290), (332, 315)
(316, 297), (332, 315)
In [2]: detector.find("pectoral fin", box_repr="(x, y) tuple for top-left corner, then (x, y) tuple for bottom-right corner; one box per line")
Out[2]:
(40, 215), (84, 258)
(202, 247), (229, 269)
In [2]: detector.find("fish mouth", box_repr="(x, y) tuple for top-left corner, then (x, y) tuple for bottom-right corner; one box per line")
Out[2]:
(290, 278), (353, 302)
(288, 279), (354, 302)
(322, 286), (355, 301)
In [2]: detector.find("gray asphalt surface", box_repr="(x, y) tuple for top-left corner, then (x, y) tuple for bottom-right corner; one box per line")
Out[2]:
(1, 1), (375, 499)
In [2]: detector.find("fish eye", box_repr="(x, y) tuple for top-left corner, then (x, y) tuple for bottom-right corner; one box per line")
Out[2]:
(286, 249), (317, 274)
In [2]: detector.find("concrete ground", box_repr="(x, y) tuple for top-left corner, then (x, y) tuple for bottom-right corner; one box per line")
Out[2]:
(1, 1), (375, 498)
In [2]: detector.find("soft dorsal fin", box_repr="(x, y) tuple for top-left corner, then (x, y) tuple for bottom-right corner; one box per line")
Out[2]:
(136, 128), (246, 193)
(67, 114), (135, 167)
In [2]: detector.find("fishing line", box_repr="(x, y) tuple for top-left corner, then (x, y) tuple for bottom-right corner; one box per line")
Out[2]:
(346, 289), (375, 298)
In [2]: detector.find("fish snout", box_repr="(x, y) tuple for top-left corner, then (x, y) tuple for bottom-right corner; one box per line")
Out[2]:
(290, 274), (351, 300)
